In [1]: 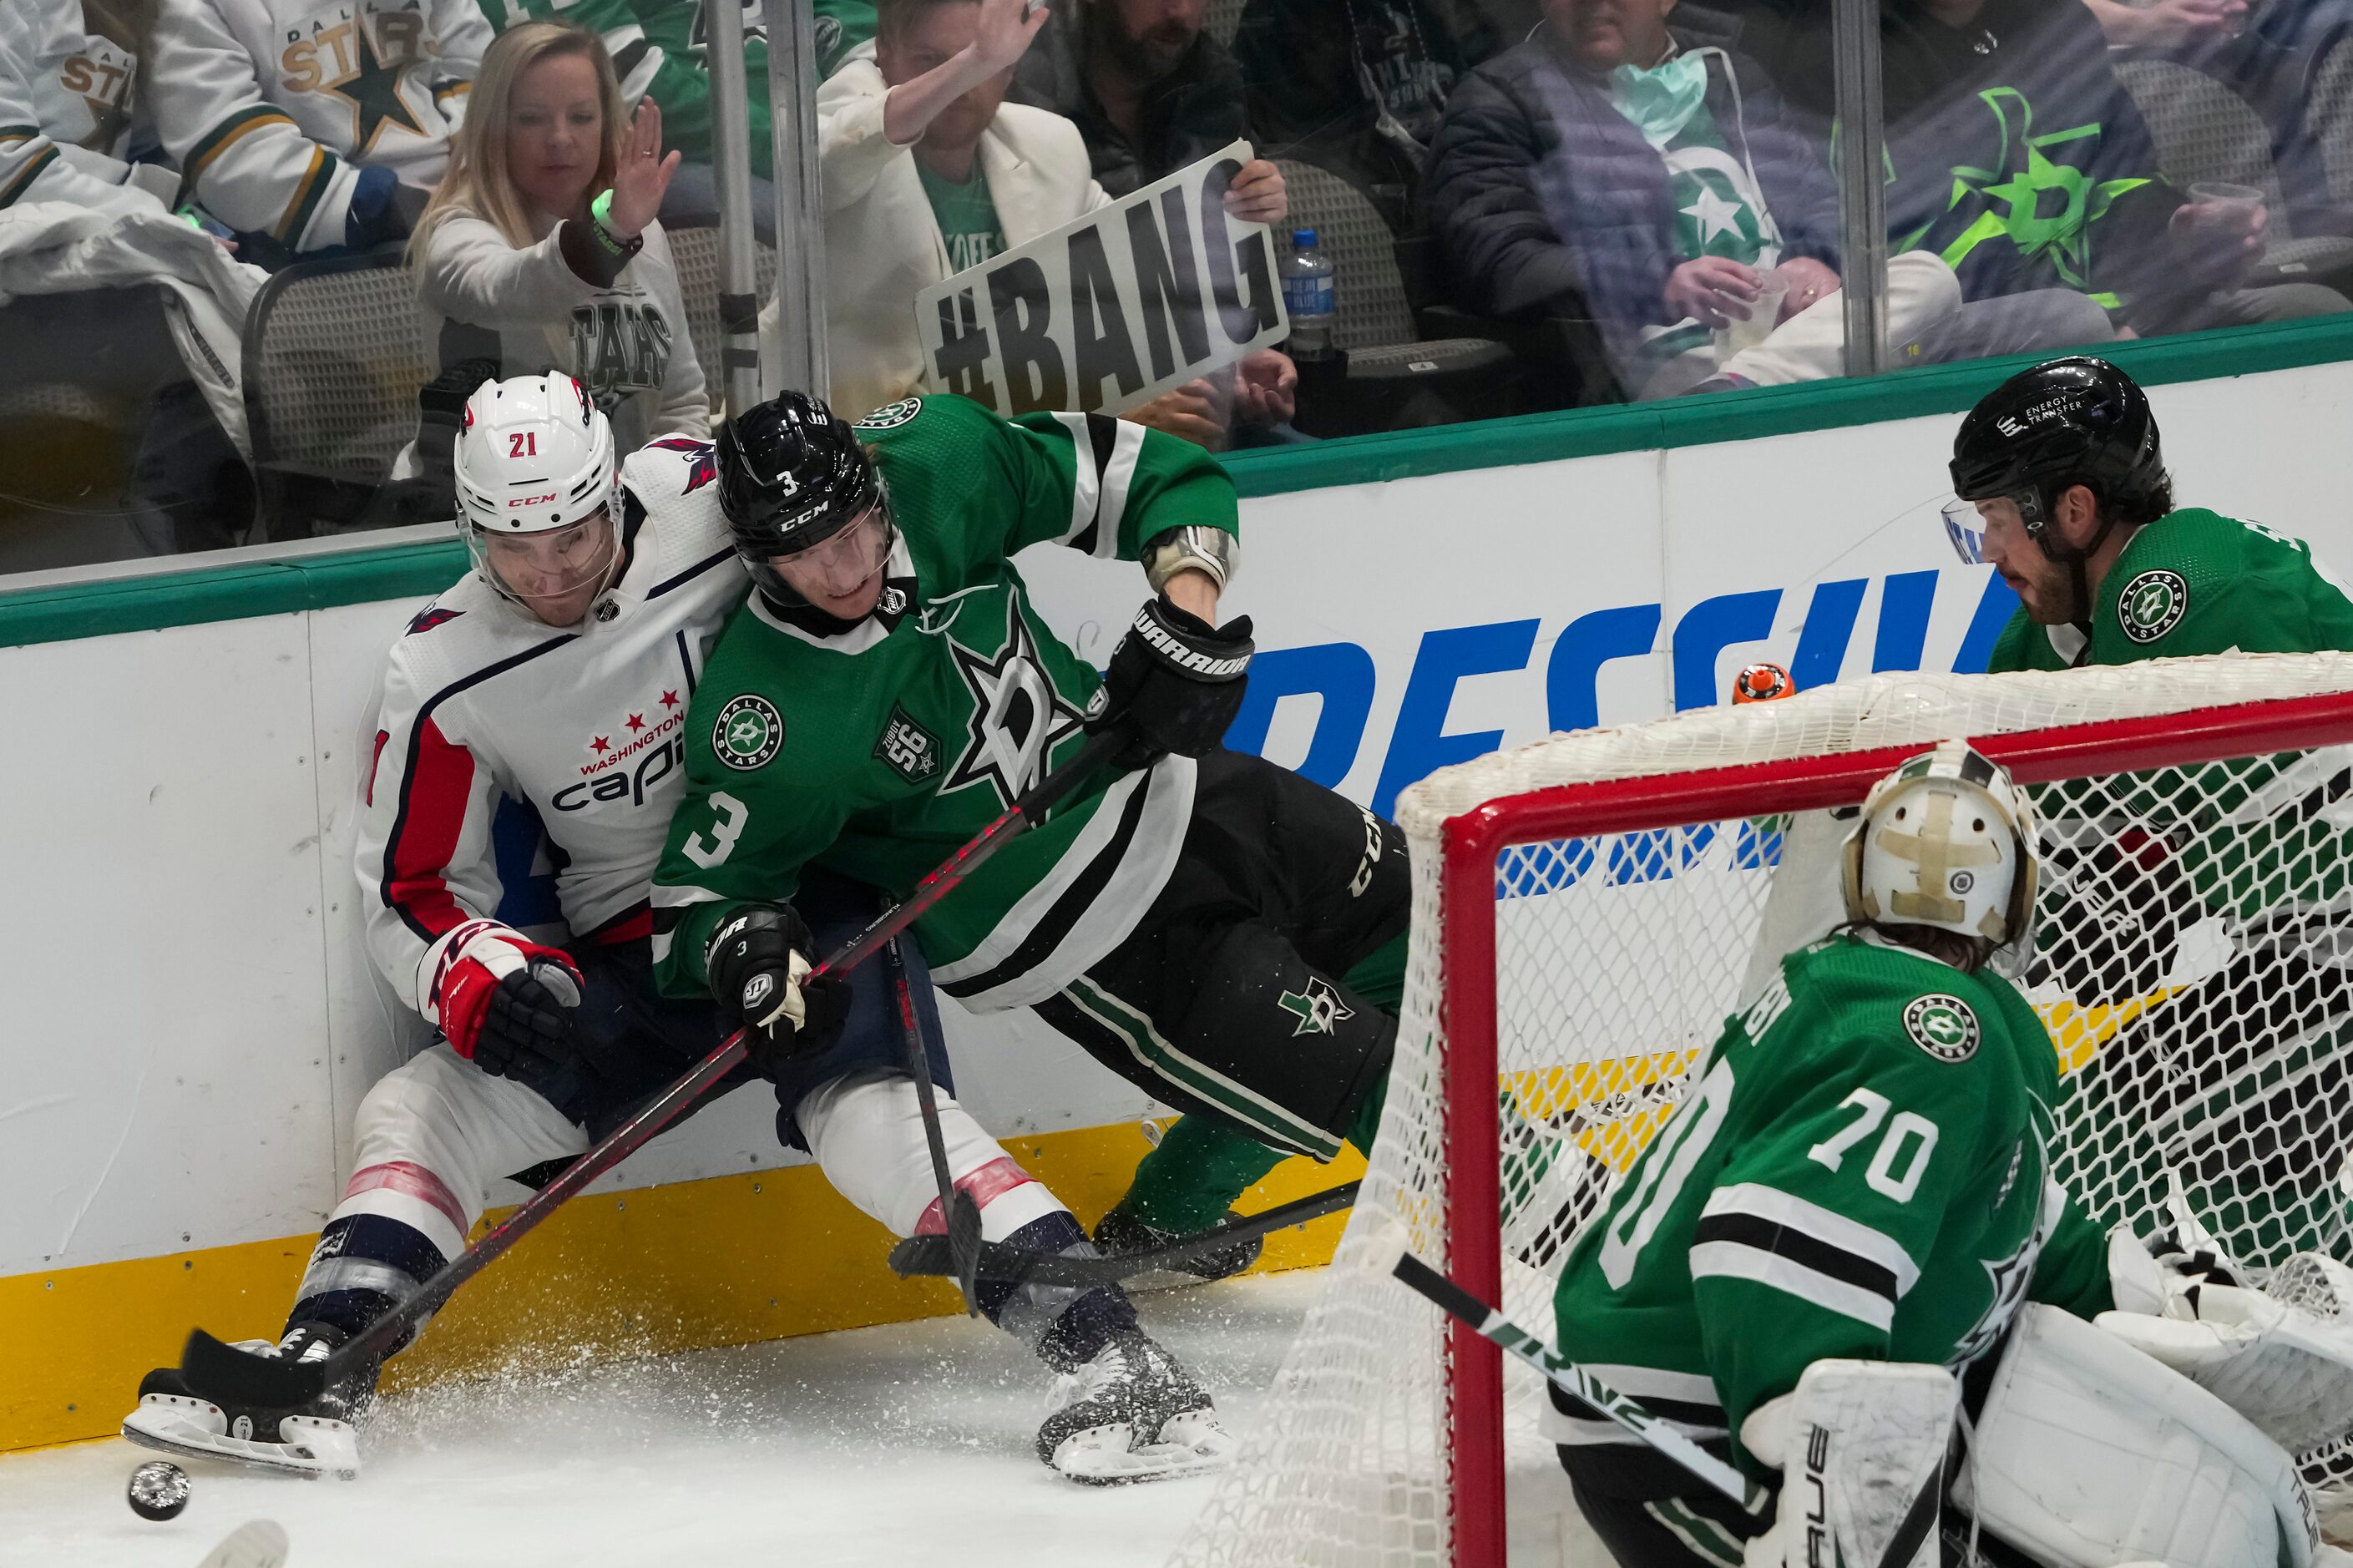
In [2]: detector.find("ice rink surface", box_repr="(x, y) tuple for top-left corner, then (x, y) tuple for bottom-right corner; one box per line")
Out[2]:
(0, 1272), (1324, 1568)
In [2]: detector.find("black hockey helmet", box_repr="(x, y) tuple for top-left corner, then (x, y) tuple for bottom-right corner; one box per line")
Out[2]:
(1950, 357), (2171, 541)
(716, 392), (888, 604)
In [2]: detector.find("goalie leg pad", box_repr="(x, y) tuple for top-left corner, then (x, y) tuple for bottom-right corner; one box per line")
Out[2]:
(1951, 1303), (2315, 1568)
(1740, 1359), (1955, 1568)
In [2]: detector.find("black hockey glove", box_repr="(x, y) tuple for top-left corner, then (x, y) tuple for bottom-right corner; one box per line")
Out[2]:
(1088, 594), (1254, 771)
(470, 962), (589, 1099)
(706, 903), (852, 1076)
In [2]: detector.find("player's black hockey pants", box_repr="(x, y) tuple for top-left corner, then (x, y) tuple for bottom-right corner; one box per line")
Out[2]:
(1030, 748), (1410, 1161)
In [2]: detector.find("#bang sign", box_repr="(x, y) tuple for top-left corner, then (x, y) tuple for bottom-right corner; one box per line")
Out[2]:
(912, 141), (1291, 417)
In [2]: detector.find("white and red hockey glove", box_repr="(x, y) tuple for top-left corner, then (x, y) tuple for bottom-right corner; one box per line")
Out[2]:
(422, 921), (585, 1088)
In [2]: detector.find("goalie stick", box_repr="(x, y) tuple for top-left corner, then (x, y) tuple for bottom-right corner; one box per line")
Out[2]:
(177, 726), (1132, 1412)
(887, 1180), (1360, 1287)
(1389, 1250), (1769, 1515)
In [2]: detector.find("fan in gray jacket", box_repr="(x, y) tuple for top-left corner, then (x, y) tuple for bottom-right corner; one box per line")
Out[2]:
(1423, 0), (2113, 397)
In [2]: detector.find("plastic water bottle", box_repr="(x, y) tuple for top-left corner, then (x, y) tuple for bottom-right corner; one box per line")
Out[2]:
(1280, 229), (1337, 362)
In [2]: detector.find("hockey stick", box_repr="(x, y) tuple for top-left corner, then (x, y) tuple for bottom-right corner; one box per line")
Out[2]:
(179, 726), (1131, 1409)
(1389, 1250), (1769, 1515)
(887, 1179), (1360, 1287)
(887, 933), (986, 1317)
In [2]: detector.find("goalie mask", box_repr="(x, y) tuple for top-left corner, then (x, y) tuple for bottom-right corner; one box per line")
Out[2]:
(1844, 741), (2039, 950)
(452, 373), (621, 619)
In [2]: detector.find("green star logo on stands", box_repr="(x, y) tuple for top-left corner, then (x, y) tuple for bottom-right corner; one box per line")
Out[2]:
(328, 21), (426, 155)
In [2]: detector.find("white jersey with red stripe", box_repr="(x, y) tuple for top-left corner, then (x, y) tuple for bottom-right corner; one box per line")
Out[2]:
(354, 436), (746, 1023)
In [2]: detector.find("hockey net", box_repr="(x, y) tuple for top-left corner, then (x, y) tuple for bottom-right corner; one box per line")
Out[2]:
(1173, 653), (2353, 1568)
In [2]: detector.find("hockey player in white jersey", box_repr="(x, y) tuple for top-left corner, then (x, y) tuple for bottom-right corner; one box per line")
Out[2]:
(123, 373), (1214, 1484)
(147, 0), (489, 258)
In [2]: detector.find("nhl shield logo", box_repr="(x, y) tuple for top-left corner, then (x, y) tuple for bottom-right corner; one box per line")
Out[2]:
(854, 397), (923, 430)
(712, 694), (784, 771)
(2117, 569), (2188, 645)
(1903, 994), (1980, 1062)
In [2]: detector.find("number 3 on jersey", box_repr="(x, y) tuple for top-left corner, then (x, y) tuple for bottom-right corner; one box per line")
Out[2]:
(681, 792), (749, 868)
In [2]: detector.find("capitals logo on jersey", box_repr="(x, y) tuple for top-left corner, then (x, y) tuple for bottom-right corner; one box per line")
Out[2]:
(646, 437), (718, 493)
(280, 4), (434, 154)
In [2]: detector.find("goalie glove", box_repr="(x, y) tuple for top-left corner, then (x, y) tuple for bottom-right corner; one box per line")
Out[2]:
(706, 904), (851, 1076)
(1088, 594), (1253, 771)
(2101, 1227), (2353, 1455)
(1737, 1360), (1955, 1568)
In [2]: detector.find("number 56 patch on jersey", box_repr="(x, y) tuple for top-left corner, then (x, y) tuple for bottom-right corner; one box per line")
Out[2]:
(713, 694), (785, 771)
(1904, 994), (1980, 1062)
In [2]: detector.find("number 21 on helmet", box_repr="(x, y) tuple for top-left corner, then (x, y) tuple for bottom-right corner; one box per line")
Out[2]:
(451, 372), (622, 613)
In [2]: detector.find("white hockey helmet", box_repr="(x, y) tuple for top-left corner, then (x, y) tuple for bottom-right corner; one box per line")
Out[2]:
(452, 373), (620, 609)
(1842, 740), (2040, 949)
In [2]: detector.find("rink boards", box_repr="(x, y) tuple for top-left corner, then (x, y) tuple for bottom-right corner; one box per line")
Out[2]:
(4, 333), (2352, 1452)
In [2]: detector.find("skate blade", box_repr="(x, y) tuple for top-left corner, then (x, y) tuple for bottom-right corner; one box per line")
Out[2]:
(195, 1520), (291, 1568)
(123, 1402), (359, 1481)
(1049, 1416), (1236, 1485)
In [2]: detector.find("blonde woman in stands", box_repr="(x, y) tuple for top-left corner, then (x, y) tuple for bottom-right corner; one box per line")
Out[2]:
(407, 20), (706, 470)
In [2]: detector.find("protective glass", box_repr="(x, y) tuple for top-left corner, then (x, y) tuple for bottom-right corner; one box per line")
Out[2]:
(1941, 497), (1988, 564)
(771, 507), (895, 603)
(468, 509), (620, 610)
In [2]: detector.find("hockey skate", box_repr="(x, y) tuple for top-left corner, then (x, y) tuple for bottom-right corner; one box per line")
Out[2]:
(1091, 1206), (1262, 1287)
(1037, 1328), (1234, 1483)
(124, 1323), (374, 1480)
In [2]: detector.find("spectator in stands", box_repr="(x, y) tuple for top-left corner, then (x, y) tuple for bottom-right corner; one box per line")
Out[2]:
(1, 0), (177, 215)
(1763, 0), (2349, 335)
(1, 0), (260, 559)
(484, 0), (881, 239)
(147, 0), (488, 268)
(826, 0), (1295, 447)
(1008, 0), (1290, 211)
(1424, 0), (2115, 397)
(407, 21), (707, 469)
(1232, 0), (1498, 211)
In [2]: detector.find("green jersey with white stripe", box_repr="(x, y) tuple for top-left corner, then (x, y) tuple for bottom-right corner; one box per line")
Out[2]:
(649, 393), (1237, 1011)
(1986, 508), (2353, 673)
(1550, 932), (2113, 1482)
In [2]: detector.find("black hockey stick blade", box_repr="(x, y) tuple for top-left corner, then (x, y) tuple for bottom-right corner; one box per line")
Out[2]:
(888, 1180), (1361, 1287)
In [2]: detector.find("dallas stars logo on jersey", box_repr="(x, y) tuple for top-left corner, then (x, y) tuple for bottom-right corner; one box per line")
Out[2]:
(712, 694), (783, 771)
(2117, 569), (2189, 644)
(941, 598), (1086, 808)
(1278, 978), (1355, 1037)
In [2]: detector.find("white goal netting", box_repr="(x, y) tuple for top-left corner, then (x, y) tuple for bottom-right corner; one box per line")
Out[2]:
(1174, 653), (2353, 1568)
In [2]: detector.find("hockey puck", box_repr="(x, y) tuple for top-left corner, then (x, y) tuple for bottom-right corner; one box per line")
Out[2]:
(128, 1459), (191, 1520)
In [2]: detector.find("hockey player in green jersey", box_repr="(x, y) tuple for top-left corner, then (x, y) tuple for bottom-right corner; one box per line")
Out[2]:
(1945, 356), (2353, 674)
(1947, 355), (2353, 1268)
(1546, 742), (2351, 1568)
(648, 392), (1409, 1460)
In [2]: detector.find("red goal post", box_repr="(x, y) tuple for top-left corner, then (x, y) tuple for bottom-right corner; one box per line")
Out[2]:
(1174, 654), (2353, 1568)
